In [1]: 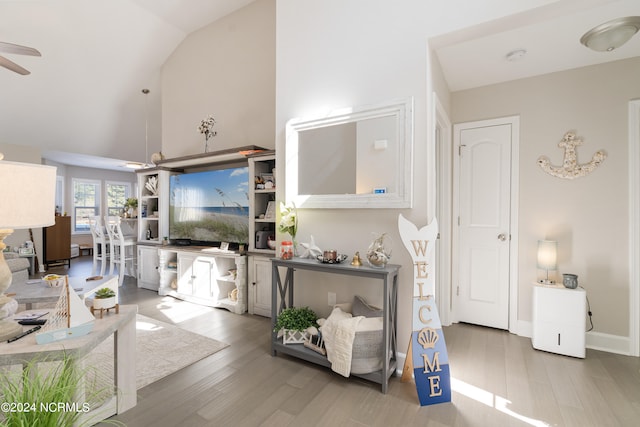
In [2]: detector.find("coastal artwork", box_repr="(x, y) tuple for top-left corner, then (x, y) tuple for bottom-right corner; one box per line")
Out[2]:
(169, 167), (249, 244)
(398, 214), (451, 406)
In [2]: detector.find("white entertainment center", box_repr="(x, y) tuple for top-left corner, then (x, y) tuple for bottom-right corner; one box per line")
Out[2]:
(134, 147), (274, 315)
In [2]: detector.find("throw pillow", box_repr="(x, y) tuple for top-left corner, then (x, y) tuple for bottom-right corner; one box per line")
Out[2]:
(352, 295), (383, 318)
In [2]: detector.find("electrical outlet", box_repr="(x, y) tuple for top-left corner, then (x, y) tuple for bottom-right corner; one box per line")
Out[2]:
(328, 292), (336, 306)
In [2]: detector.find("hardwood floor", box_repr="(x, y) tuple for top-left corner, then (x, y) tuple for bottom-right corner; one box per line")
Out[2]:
(45, 257), (640, 426)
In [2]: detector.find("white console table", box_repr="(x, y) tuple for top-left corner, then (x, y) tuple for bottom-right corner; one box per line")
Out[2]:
(1, 305), (137, 424)
(532, 282), (586, 358)
(271, 257), (399, 393)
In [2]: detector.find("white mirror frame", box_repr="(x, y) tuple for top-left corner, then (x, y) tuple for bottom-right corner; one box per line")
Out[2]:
(286, 97), (414, 209)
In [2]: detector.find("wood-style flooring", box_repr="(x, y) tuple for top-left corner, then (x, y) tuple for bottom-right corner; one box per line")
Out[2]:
(43, 257), (640, 427)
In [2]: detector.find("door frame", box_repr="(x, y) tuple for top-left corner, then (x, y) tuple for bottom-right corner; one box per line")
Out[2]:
(450, 116), (520, 333)
(630, 99), (640, 356)
(433, 94), (452, 326)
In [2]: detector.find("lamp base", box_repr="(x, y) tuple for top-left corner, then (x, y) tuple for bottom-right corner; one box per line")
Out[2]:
(539, 279), (556, 285)
(0, 318), (23, 341)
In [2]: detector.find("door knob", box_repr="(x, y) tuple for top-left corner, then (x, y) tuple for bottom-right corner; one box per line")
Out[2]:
(497, 233), (507, 241)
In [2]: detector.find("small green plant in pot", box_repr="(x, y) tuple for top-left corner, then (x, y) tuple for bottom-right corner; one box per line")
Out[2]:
(274, 306), (318, 345)
(93, 287), (116, 310)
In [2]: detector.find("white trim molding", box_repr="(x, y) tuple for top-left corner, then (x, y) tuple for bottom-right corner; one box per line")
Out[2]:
(433, 93), (452, 326)
(629, 99), (640, 357)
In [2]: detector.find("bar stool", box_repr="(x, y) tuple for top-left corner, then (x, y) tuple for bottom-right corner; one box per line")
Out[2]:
(104, 216), (137, 286)
(89, 216), (109, 276)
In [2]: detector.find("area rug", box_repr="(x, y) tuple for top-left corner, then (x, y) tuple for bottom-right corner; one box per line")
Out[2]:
(90, 314), (229, 390)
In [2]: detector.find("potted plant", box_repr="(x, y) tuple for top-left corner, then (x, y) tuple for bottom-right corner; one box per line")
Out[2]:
(124, 197), (138, 217)
(93, 287), (117, 310)
(274, 306), (318, 344)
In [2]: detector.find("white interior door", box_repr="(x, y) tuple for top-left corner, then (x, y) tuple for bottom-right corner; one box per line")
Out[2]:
(454, 120), (513, 330)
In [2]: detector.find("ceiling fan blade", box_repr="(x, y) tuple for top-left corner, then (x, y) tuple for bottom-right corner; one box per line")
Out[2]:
(0, 41), (41, 57)
(0, 55), (30, 75)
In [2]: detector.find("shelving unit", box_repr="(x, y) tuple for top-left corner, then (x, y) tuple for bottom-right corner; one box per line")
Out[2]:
(248, 152), (276, 254)
(271, 257), (400, 393)
(136, 169), (171, 244)
(158, 246), (247, 314)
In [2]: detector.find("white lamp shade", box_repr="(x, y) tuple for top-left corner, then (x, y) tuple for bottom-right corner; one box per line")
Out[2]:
(0, 161), (56, 229)
(537, 240), (557, 270)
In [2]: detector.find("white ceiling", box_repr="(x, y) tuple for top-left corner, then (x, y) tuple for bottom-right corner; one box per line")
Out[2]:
(1, 0), (638, 171)
(433, 0), (640, 91)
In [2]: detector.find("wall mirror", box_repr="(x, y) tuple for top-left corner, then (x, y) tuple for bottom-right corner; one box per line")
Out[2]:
(286, 97), (413, 208)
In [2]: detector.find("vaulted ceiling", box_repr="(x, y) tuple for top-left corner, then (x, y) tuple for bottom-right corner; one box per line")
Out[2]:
(0, 0), (255, 170)
(1, 0), (637, 171)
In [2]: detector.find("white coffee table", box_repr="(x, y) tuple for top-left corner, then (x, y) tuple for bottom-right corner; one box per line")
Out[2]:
(8, 275), (118, 309)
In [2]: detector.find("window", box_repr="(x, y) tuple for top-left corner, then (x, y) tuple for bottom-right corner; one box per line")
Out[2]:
(73, 179), (100, 233)
(55, 176), (64, 215)
(106, 181), (131, 217)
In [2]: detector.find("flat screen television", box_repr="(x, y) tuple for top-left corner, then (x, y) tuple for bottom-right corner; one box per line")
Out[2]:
(169, 166), (249, 247)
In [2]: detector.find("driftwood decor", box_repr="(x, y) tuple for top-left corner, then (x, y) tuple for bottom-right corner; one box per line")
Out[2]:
(537, 131), (606, 179)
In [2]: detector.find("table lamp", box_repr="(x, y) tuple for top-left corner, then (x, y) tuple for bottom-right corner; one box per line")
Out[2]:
(537, 239), (557, 285)
(0, 158), (56, 340)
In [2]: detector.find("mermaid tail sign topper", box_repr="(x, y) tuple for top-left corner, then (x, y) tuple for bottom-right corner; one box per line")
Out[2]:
(398, 214), (451, 406)
(537, 131), (606, 179)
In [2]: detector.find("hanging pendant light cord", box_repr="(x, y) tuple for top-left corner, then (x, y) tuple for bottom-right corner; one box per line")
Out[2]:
(142, 88), (150, 166)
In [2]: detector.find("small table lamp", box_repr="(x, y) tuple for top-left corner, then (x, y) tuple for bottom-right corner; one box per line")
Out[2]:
(537, 239), (557, 285)
(0, 158), (56, 340)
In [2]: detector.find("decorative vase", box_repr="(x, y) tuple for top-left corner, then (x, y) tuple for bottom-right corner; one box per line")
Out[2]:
(366, 232), (392, 268)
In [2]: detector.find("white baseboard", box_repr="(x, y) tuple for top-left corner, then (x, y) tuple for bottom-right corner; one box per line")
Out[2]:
(396, 352), (406, 376)
(512, 320), (632, 356)
(586, 331), (632, 355)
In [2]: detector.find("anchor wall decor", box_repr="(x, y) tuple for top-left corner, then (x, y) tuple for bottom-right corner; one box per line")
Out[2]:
(537, 131), (606, 179)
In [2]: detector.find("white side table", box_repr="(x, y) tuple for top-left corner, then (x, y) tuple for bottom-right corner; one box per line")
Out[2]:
(532, 282), (586, 358)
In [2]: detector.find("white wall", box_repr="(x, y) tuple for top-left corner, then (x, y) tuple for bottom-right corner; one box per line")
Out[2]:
(451, 57), (640, 338)
(161, 0), (275, 157)
(274, 0), (559, 354)
(159, 0), (635, 353)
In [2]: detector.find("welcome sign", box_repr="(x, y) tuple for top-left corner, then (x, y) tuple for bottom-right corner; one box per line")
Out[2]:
(398, 214), (451, 406)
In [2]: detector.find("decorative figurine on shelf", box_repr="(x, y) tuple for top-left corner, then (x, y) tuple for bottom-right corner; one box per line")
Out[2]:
(351, 251), (362, 267)
(366, 232), (392, 268)
(150, 151), (165, 165)
(198, 115), (217, 153)
(299, 235), (322, 259)
(145, 176), (158, 196)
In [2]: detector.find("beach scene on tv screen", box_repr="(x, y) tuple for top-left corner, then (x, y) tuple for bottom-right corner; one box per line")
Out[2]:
(169, 167), (249, 244)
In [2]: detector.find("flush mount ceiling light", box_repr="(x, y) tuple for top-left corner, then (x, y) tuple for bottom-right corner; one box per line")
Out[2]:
(580, 16), (640, 52)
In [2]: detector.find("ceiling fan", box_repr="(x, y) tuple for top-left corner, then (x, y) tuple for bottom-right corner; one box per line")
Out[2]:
(0, 41), (41, 75)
